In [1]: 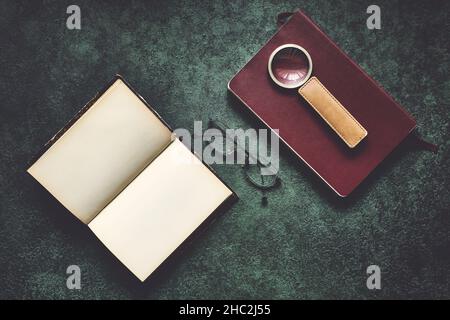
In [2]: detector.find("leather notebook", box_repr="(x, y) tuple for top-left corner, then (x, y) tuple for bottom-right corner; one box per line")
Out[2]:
(27, 75), (237, 281)
(228, 10), (417, 197)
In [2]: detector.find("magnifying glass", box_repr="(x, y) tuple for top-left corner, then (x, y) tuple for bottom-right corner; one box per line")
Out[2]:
(268, 44), (367, 148)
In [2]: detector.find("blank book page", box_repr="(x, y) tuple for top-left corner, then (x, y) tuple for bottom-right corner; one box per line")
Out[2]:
(88, 139), (233, 281)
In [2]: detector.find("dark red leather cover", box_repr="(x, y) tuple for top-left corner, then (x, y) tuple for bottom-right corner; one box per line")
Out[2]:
(228, 10), (416, 197)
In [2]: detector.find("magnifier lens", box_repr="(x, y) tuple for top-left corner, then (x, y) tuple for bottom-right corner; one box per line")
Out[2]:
(271, 47), (311, 87)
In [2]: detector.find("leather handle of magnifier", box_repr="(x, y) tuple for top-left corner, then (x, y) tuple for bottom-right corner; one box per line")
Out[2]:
(298, 77), (367, 148)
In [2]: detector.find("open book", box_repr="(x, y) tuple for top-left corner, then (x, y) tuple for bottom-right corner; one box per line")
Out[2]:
(27, 76), (236, 281)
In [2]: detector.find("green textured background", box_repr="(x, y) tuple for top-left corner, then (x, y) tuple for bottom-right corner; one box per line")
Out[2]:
(0, 0), (449, 299)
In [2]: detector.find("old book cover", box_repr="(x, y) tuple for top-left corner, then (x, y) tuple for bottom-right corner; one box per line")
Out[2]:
(228, 10), (416, 197)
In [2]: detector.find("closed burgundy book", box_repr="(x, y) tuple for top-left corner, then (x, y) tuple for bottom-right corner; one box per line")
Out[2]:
(228, 10), (416, 197)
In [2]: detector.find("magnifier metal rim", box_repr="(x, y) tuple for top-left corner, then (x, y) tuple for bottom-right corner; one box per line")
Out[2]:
(268, 44), (313, 89)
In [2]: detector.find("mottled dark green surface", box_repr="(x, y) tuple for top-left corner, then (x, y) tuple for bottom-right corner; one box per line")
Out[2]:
(0, 0), (449, 299)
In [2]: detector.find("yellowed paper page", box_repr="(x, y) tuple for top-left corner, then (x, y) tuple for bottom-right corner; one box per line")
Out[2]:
(88, 139), (233, 282)
(27, 79), (172, 224)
